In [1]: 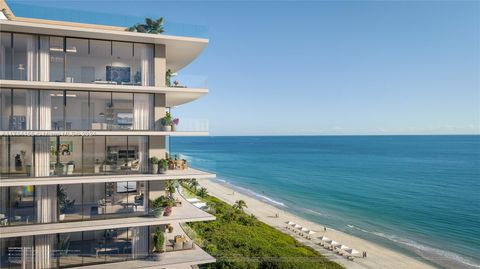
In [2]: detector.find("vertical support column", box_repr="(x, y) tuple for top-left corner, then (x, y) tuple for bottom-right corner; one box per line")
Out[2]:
(150, 75), (168, 201)
(147, 41), (168, 258)
(154, 44), (166, 87)
(34, 137), (57, 269)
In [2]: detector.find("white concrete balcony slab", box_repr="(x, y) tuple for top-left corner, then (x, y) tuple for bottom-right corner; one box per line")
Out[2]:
(0, 80), (208, 107)
(68, 246), (215, 269)
(0, 168), (215, 187)
(0, 130), (208, 137)
(0, 192), (215, 238)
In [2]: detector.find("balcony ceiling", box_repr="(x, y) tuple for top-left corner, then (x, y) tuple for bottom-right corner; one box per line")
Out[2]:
(0, 20), (208, 72)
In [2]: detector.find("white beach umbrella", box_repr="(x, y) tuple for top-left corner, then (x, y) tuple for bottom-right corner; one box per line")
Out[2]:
(308, 231), (316, 235)
(294, 224), (302, 229)
(330, 241), (341, 247)
(301, 227), (309, 232)
(322, 237), (332, 244)
(346, 248), (361, 256)
(287, 221), (295, 225)
(318, 235), (328, 240)
(340, 245), (350, 251)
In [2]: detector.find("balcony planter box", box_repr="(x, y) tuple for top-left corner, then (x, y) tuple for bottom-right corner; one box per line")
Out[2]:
(55, 165), (66, 176)
(158, 167), (167, 174)
(162, 125), (171, 131)
(151, 164), (159, 174)
(94, 164), (102, 174)
(153, 252), (165, 261)
(171, 125), (177, 132)
(153, 208), (164, 218)
(66, 164), (74, 175)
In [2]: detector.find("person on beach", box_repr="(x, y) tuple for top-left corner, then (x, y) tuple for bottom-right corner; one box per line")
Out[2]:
(324, 227), (327, 232)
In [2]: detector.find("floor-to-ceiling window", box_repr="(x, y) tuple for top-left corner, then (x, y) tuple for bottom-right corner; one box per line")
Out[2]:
(0, 32), (13, 80)
(112, 42), (134, 85)
(0, 137), (7, 178)
(0, 186), (36, 226)
(57, 228), (134, 268)
(89, 39), (112, 83)
(1, 32), (154, 86)
(0, 236), (35, 269)
(65, 91), (89, 130)
(50, 36), (65, 83)
(83, 136), (106, 175)
(12, 34), (38, 81)
(0, 89), (11, 130)
(1, 89), (152, 131)
(51, 90), (65, 130)
(112, 92), (133, 130)
(89, 91), (111, 130)
(4, 137), (34, 178)
(1, 135), (148, 179)
(0, 228), (140, 269)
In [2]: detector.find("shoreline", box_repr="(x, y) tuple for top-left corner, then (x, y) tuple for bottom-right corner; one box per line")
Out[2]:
(198, 178), (437, 269)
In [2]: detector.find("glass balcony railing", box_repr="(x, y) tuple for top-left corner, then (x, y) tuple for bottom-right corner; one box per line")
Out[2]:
(8, 2), (208, 38)
(168, 118), (209, 132)
(168, 74), (208, 89)
(0, 181), (149, 227)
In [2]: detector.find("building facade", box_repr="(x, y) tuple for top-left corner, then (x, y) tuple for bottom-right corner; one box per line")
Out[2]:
(0, 1), (215, 268)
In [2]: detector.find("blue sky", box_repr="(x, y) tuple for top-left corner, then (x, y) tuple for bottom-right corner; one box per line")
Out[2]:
(8, 0), (479, 135)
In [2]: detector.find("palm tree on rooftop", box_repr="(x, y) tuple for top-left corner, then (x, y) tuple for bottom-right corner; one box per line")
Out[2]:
(233, 200), (248, 211)
(127, 17), (164, 34)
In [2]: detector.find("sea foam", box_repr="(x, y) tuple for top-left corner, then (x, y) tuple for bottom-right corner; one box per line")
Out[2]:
(215, 178), (287, 208)
(346, 225), (480, 269)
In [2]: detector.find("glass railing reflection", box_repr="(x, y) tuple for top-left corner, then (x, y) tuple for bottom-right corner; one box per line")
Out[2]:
(9, 3), (208, 38)
(168, 74), (208, 89)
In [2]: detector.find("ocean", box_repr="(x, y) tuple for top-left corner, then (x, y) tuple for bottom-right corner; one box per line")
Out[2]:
(170, 135), (480, 269)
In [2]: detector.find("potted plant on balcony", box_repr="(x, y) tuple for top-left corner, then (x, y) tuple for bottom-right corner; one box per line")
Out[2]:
(149, 157), (159, 174)
(152, 195), (175, 217)
(160, 112), (173, 131)
(171, 118), (179, 132)
(57, 186), (75, 221)
(152, 227), (165, 261)
(151, 196), (166, 218)
(55, 163), (65, 176)
(66, 161), (75, 175)
(165, 69), (172, 87)
(158, 159), (168, 174)
(58, 186), (67, 221)
(163, 206), (172, 216)
(165, 180), (176, 198)
(164, 196), (175, 216)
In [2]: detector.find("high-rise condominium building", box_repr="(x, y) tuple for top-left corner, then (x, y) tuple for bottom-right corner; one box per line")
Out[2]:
(0, 1), (216, 268)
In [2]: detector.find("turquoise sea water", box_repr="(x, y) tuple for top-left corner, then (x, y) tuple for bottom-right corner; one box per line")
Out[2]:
(171, 135), (480, 269)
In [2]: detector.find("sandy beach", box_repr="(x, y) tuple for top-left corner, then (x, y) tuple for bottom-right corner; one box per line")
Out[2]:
(197, 178), (435, 269)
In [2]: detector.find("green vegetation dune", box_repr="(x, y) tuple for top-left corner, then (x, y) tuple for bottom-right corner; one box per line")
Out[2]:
(181, 182), (344, 269)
